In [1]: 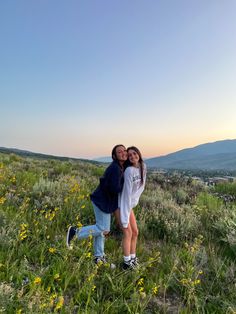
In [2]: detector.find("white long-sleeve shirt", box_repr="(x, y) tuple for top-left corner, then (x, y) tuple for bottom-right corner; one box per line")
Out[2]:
(118, 164), (146, 228)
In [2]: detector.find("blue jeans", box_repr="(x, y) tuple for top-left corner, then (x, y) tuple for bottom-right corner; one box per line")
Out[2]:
(75, 202), (111, 257)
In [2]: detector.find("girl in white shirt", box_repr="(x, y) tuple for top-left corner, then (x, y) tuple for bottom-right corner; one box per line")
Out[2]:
(115, 146), (146, 270)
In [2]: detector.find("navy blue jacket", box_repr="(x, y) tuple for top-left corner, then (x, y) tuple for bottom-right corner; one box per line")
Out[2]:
(90, 160), (124, 213)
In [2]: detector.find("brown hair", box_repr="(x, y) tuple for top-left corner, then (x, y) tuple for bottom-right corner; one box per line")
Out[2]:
(111, 144), (126, 161)
(127, 146), (145, 185)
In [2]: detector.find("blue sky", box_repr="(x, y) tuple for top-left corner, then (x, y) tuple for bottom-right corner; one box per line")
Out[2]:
(1, 0), (235, 158)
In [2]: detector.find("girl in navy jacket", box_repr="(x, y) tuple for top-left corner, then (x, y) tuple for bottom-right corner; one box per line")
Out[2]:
(66, 144), (127, 267)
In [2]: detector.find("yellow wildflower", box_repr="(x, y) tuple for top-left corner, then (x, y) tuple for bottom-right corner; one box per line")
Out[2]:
(152, 285), (159, 295)
(45, 211), (56, 221)
(194, 279), (201, 285)
(0, 196), (6, 204)
(33, 220), (39, 226)
(54, 273), (60, 280)
(10, 176), (16, 183)
(88, 274), (95, 282)
(180, 278), (189, 285)
(49, 293), (57, 307)
(50, 212), (56, 220)
(49, 247), (56, 254)
(70, 182), (80, 193)
(86, 252), (92, 258)
(20, 223), (27, 230)
(137, 278), (144, 286)
(34, 277), (42, 284)
(55, 296), (64, 310)
(19, 231), (27, 241)
(39, 303), (47, 309)
(92, 285), (96, 291)
(19, 223), (28, 241)
(77, 222), (83, 228)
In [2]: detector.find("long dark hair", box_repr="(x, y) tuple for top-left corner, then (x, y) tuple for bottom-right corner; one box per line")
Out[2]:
(127, 146), (145, 185)
(111, 144), (126, 161)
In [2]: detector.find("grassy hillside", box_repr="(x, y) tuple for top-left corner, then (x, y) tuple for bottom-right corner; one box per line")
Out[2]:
(1, 153), (236, 313)
(0, 147), (99, 165)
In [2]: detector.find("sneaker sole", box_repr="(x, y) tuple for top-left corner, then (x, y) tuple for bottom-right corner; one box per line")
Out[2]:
(66, 226), (73, 248)
(110, 263), (116, 270)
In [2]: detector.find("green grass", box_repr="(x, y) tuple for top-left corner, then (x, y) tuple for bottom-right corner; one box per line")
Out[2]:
(0, 153), (236, 313)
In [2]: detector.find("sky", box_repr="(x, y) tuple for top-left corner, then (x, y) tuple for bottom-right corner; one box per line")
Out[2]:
(1, 0), (236, 159)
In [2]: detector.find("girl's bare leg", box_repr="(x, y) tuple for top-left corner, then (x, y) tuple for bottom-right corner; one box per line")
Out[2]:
(129, 210), (138, 254)
(122, 225), (132, 256)
(114, 209), (132, 257)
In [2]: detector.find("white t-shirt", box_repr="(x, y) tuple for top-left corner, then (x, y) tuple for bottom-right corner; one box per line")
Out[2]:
(118, 164), (146, 228)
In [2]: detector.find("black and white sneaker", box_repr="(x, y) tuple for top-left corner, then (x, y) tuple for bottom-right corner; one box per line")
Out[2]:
(131, 257), (139, 268)
(94, 256), (107, 265)
(66, 226), (76, 248)
(122, 259), (136, 270)
(94, 256), (116, 269)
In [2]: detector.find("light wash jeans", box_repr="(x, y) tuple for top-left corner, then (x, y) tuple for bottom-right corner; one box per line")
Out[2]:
(75, 202), (111, 257)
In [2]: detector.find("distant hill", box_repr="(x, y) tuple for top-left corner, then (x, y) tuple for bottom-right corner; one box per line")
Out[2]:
(145, 139), (236, 171)
(92, 156), (112, 163)
(0, 147), (100, 165)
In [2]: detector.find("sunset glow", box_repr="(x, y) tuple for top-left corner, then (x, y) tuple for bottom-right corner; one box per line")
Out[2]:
(1, 1), (236, 159)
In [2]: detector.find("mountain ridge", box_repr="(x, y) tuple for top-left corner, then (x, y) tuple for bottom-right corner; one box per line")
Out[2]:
(1, 139), (236, 170)
(145, 139), (236, 170)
